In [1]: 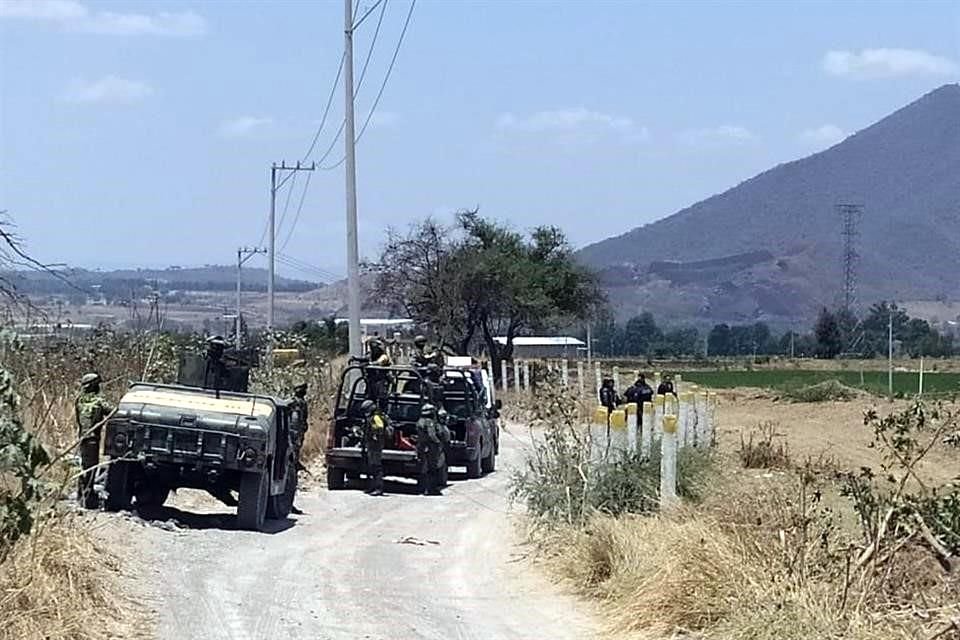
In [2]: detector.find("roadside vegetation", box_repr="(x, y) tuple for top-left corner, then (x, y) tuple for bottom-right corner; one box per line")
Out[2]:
(514, 391), (960, 639)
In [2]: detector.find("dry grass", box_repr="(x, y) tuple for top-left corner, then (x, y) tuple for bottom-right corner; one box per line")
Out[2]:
(739, 421), (792, 469)
(0, 512), (147, 640)
(530, 455), (960, 640)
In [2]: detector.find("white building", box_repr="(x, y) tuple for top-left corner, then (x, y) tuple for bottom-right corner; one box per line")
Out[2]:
(494, 336), (585, 359)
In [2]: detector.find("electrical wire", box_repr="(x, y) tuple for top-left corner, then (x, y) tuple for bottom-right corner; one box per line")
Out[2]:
(280, 171), (313, 252)
(275, 171), (299, 238)
(353, 0), (384, 29)
(321, 0), (416, 171)
(277, 252), (342, 282)
(311, 0), (389, 167)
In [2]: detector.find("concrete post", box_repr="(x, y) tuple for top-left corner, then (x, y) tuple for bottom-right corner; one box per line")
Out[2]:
(653, 371), (662, 392)
(486, 359), (495, 403)
(613, 365), (620, 393)
(707, 391), (717, 447)
(693, 391), (705, 447)
(660, 415), (679, 510)
(561, 359), (569, 387)
(501, 359), (509, 392)
(678, 392), (690, 448)
(641, 401), (654, 459)
(513, 360), (521, 394)
(594, 361), (601, 401)
(674, 373), (683, 394)
(577, 361), (584, 398)
(626, 402), (638, 453)
(523, 361), (531, 394)
(654, 394), (665, 440)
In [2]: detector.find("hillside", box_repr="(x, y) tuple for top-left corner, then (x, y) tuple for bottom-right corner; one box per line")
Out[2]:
(578, 84), (960, 326)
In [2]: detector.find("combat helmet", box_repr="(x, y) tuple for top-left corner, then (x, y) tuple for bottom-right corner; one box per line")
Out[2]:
(360, 399), (377, 415)
(80, 372), (101, 390)
(413, 334), (427, 347)
(420, 403), (436, 417)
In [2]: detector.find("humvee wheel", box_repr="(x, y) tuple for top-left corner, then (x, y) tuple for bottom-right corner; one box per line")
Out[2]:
(326, 466), (346, 490)
(237, 470), (268, 531)
(135, 484), (170, 509)
(104, 461), (133, 512)
(466, 449), (482, 479)
(267, 459), (297, 520)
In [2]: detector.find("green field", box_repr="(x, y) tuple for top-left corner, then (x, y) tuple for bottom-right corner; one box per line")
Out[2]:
(679, 369), (960, 397)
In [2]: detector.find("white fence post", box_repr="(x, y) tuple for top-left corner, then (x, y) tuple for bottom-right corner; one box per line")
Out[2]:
(654, 394), (665, 440)
(594, 362), (602, 401)
(501, 359), (509, 392)
(641, 402), (654, 459)
(707, 391), (717, 446)
(561, 359), (569, 387)
(626, 402), (638, 453)
(660, 415), (679, 510)
(523, 361), (531, 394)
(513, 360), (521, 393)
(486, 359), (495, 402)
(613, 365), (620, 394)
(674, 373), (683, 394)
(679, 392), (692, 448)
(577, 361), (584, 398)
(653, 371), (662, 392)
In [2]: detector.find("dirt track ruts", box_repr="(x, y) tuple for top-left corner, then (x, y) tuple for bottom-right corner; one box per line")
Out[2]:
(111, 423), (597, 640)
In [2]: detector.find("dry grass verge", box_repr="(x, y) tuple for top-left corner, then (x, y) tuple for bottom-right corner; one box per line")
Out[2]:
(0, 512), (146, 640)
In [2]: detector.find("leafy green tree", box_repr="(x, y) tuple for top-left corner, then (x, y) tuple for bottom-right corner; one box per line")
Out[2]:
(708, 323), (732, 356)
(814, 308), (843, 358)
(622, 312), (662, 356)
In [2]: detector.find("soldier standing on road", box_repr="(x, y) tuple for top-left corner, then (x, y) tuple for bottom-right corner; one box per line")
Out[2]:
(290, 381), (309, 454)
(416, 403), (446, 496)
(75, 372), (113, 509)
(361, 399), (389, 496)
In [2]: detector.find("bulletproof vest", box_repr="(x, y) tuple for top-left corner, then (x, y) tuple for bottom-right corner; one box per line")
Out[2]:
(76, 392), (108, 432)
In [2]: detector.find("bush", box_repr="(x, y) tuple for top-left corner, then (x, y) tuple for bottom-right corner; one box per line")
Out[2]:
(738, 422), (791, 469)
(783, 379), (859, 403)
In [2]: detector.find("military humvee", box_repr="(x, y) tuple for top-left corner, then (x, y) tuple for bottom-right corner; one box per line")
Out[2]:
(101, 349), (298, 531)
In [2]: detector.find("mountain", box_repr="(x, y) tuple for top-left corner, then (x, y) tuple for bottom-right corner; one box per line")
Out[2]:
(578, 84), (960, 327)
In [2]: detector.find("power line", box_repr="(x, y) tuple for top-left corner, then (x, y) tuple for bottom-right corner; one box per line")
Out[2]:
(277, 252), (342, 282)
(280, 171), (313, 252)
(321, 0), (416, 171)
(353, 0), (384, 29)
(276, 171), (299, 237)
(312, 0), (389, 167)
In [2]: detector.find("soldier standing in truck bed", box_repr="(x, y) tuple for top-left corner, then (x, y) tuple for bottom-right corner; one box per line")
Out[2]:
(75, 372), (113, 509)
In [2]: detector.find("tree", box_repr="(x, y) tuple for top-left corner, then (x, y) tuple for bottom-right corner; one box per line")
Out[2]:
(708, 324), (732, 356)
(814, 308), (843, 358)
(622, 312), (662, 356)
(370, 211), (603, 381)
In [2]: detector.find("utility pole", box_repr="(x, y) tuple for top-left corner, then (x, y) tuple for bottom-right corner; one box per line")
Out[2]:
(586, 322), (592, 367)
(268, 161), (315, 332)
(888, 309), (894, 399)
(344, 0), (362, 357)
(237, 246), (266, 348)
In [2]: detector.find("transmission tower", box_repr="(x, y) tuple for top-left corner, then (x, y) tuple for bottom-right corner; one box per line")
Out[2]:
(836, 203), (864, 313)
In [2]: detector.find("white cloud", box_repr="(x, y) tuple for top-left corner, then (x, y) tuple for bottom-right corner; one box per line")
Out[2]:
(0, 0), (206, 37)
(63, 75), (153, 104)
(678, 125), (756, 147)
(497, 107), (636, 134)
(823, 48), (958, 79)
(798, 124), (846, 148)
(218, 116), (275, 139)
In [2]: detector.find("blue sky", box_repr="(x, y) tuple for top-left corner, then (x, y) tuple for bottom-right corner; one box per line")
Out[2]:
(1, 0), (959, 282)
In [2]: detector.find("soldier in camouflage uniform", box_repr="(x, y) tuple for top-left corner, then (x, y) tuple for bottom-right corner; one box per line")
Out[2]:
(416, 403), (447, 496)
(360, 399), (389, 496)
(289, 381), (309, 456)
(75, 373), (113, 509)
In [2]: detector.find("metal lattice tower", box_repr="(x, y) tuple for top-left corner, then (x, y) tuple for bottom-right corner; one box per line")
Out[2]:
(836, 203), (864, 313)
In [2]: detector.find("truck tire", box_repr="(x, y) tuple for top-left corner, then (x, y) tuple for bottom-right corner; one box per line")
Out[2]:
(267, 460), (297, 520)
(326, 466), (347, 490)
(134, 484), (170, 509)
(104, 461), (133, 512)
(237, 470), (268, 531)
(466, 450), (482, 479)
(481, 447), (496, 474)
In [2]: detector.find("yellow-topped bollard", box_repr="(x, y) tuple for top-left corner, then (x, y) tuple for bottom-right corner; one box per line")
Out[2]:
(593, 406), (609, 425)
(663, 414), (678, 433)
(610, 408), (627, 429)
(624, 402), (638, 415)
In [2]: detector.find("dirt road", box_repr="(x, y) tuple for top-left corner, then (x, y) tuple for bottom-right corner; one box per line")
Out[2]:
(114, 426), (596, 640)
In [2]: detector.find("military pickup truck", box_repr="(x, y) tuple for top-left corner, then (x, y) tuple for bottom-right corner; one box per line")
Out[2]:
(325, 363), (499, 488)
(101, 350), (298, 531)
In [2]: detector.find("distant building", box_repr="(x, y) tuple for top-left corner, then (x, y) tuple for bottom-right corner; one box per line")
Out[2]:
(333, 317), (415, 338)
(494, 336), (586, 360)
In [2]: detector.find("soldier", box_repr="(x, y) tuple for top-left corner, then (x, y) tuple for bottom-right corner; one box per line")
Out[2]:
(290, 381), (309, 453)
(360, 399), (389, 496)
(202, 335), (230, 391)
(598, 377), (620, 411)
(624, 374), (654, 407)
(359, 338), (392, 410)
(657, 374), (677, 397)
(75, 372), (113, 509)
(416, 404), (446, 496)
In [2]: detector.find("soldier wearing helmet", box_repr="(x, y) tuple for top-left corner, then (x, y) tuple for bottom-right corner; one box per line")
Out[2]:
(360, 399), (390, 496)
(75, 372), (113, 509)
(416, 403), (448, 496)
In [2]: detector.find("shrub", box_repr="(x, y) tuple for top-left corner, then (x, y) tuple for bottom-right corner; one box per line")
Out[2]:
(783, 379), (859, 403)
(738, 421), (791, 469)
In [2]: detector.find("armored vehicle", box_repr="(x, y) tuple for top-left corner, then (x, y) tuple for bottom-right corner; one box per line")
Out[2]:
(101, 347), (298, 531)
